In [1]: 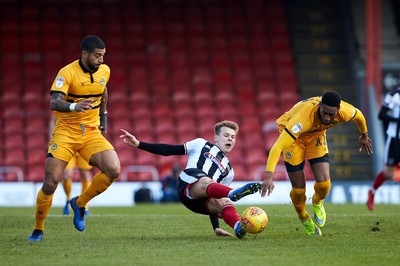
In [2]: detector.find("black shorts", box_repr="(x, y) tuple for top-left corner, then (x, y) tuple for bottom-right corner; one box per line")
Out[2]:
(177, 168), (212, 215)
(284, 154), (329, 172)
(384, 137), (400, 166)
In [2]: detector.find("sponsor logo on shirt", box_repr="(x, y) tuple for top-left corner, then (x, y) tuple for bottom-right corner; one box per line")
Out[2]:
(55, 77), (65, 88)
(291, 122), (303, 134)
(204, 152), (226, 175)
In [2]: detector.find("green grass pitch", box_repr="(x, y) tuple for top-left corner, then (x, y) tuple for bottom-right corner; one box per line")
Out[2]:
(0, 203), (399, 266)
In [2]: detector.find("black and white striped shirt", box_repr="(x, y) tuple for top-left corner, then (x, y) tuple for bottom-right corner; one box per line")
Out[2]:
(183, 138), (234, 186)
(381, 89), (400, 139)
(137, 137), (234, 185)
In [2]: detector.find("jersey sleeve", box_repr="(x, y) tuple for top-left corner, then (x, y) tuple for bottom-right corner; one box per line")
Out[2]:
(339, 101), (368, 134)
(184, 138), (207, 155)
(138, 142), (186, 156)
(265, 129), (296, 172)
(51, 67), (72, 95)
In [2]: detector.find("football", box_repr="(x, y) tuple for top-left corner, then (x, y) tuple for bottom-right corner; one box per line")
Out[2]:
(240, 206), (268, 234)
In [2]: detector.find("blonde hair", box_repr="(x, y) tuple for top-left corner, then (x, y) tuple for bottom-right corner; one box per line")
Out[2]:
(214, 120), (239, 135)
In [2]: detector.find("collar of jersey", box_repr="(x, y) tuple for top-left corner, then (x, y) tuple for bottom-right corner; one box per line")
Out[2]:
(79, 58), (99, 74)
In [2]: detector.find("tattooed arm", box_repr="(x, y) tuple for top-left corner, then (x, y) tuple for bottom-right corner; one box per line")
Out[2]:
(49, 91), (94, 112)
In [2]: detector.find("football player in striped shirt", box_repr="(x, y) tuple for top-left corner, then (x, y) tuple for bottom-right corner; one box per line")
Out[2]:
(367, 87), (400, 211)
(120, 120), (262, 238)
(260, 91), (373, 236)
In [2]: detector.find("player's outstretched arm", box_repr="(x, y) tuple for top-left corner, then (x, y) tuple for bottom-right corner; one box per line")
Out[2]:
(120, 129), (140, 148)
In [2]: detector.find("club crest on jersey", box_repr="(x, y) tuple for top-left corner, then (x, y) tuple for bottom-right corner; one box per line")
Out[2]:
(99, 78), (105, 86)
(55, 77), (65, 88)
(291, 122), (303, 134)
(285, 152), (291, 159)
(204, 152), (226, 175)
(51, 144), (57, 150)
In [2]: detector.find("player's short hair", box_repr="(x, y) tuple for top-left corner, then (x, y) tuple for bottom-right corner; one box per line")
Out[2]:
(321, 91), (341, 107)
(214, 120), (239, 135)
(80, 35), (106, 53)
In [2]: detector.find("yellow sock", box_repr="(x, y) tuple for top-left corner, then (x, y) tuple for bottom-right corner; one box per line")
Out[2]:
(290, 188), (309, 221)
(312, 179), (331, 204)
(33, 189), (54, 231)
(81, 179), (91, 209)
(76, 172), (114, 207)
(62, 179), (72, 200)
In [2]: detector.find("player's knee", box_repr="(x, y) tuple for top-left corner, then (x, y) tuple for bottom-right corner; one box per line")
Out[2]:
(42, 179), (58, 195)
(105, 167), (120, 179)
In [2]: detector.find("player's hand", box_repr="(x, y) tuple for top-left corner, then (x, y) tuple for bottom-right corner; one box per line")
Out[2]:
(120, 129), (140, 148)
(358, 133), (373, 155)
(75, 99), (95, 112)
(260, 171), (275, 197)
(214, 228), (233, 237)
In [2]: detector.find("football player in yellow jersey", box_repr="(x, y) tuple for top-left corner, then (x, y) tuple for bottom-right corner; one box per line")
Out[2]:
(28, 35), (121, 241)
(260, 91), (373, 236)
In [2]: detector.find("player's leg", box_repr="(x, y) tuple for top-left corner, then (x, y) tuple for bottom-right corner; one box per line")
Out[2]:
(79, 168), (92, 214)
(27, 157), (68, 241)
(310, 161), (330, 228)
(76, 153), (93, 213)
(307, 134), (330, 228)
(367, 137), (399, 210)
(61, 158), (75, 215)
(207, 198), (245, 238)
(285, 143), (321, 236)
(288, 171), (321, 236)
(367, 166), (393, 211)
(70, 138), (120, 231)
(77, 149), (119, 205)
(187, 176), (261, 201)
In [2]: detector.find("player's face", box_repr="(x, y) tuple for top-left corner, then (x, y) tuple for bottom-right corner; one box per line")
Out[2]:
(84, 48), (105, 71)
(214, 126), (236, 154)
(318, 104), (339, 125)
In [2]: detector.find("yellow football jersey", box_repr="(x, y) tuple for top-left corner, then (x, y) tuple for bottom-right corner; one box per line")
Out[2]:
(276, 96), (368, 142)
(50, 60), (110, 137)
(265, 96), (369, 172)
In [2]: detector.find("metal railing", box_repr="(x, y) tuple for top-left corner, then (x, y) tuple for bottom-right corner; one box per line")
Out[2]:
(120, 165), (159, 182)
(0, 166), (24, 182)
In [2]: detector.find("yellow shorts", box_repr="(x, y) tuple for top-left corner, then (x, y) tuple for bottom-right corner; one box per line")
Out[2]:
(48, 126), (114, 165)
(65, 153), (92, 170)
(282, 133), (329, 166)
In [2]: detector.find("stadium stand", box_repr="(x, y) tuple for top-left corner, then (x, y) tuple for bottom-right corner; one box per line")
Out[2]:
(0, 0), (298, 182)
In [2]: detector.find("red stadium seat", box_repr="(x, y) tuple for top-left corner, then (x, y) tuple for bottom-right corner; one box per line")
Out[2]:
(4, 148), (25, 169)
(154, 116), (175, 135)
(26, 164), (45, 182)
(176, 116), (197, 135)
(117, 149), (136, 169)
(1, 91), (21, 110)
(240, 116), (261, 133)
(3, 133), (24, 150)
(26, 133), (48, 150)
(26, 111), (48, 135)
(3, 109), (24, 135)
